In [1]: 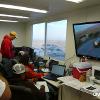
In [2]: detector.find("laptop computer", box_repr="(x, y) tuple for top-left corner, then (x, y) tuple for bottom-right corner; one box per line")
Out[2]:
(43, 65), (65, 81)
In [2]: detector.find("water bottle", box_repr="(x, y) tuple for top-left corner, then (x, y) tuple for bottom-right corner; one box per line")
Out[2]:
(86, 69), (92, 82)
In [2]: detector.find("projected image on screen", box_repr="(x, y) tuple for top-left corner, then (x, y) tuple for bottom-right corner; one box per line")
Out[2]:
(73, 21), (100, 60)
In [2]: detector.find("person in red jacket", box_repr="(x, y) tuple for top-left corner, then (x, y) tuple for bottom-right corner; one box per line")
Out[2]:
(1, 31), (17, 59)
(12, 64), (46, 100)
(18, 51), (44, 79)
(25, 64), (44, 79)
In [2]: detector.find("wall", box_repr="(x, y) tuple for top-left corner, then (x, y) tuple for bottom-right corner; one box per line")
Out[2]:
(26, 23), (33, 47)
(26, 4), (100, 66)
(0, 22), (26, 47)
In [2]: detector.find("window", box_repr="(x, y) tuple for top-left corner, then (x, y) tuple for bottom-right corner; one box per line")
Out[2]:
(32, 23), (45, 57)
(32, 20), (67, 61)
(46, 20), (67, 60)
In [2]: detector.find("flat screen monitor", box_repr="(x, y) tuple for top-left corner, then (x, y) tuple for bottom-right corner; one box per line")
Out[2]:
(73, 21), (100, 60)
(51, 65), (65, 76)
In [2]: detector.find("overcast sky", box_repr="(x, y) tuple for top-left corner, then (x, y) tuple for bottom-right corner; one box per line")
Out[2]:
(33, 20), (67, 40)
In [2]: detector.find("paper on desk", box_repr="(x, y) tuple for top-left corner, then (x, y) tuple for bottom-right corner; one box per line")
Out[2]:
(35, 81), (49, 92)
(57, 76), (89, 90)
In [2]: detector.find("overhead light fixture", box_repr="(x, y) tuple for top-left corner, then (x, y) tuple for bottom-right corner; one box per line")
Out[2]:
(0, 19), (18, 22)
(66, 0), (84, 3)
(0, 4), (48, 13)
(0, 14), (29, 19)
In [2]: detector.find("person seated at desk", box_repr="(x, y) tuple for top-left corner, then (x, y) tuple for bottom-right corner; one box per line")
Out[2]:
(18, 51), (44, 79)
(11, 64), (46, 100)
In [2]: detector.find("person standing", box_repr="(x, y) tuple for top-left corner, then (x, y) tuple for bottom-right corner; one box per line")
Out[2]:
(0, 32), (17, 79)
(1, 31), (17, 59)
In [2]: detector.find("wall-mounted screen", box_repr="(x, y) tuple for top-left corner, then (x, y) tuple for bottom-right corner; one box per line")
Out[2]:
(73, 21), (100, 60)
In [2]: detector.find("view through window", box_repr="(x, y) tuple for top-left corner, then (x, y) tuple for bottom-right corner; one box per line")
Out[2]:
(32, 20), (67, 60)
(32, 23), (45, 57)
(46, 20), (67, 60)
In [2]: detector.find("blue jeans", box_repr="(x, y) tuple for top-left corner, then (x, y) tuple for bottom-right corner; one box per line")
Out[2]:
(2, 58), (13, 78)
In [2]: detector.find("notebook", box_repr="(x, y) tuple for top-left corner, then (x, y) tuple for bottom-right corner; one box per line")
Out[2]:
(43, 65), (65, 81)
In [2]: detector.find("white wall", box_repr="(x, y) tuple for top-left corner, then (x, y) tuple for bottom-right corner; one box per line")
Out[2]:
(0, 22), (26, 47)
(26, 23), (33, 47)
(26, 4), (100, 66)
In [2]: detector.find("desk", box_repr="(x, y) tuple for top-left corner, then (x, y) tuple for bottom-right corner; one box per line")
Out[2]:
(42, 77), (63, 100)
(42, 77), (61, 88)
(58, 76), (100, 100)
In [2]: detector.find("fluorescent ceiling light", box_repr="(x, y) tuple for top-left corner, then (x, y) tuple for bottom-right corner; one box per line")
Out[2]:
(0, 14), (29, 19)
(0, 19), (18, 22)
(0, 4), (47, 13)
(66, 0), (84, 3)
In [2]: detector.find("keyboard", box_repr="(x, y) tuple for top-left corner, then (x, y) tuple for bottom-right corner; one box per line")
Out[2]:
(43, 73), (58, 81)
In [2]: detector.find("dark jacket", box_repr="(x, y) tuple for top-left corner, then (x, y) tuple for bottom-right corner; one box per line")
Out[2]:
(9, 77), (46, 100)
(1, 35), (14, 59)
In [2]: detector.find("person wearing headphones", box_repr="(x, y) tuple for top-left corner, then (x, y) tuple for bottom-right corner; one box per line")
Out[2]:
(18, 51), (44, 79)
(12, 64), (46, 100)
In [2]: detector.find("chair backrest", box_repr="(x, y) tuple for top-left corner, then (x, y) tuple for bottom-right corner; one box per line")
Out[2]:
(10, 85), (46, 100)
(10, 85), (34, 100)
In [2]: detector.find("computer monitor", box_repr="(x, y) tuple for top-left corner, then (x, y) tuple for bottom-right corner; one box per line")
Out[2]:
(92, 66), (100, 84)
(51, 65), (65, 76)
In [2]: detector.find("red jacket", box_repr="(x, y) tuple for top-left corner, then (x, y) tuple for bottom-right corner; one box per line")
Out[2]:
(25, 65), (44, 79)
(1, 35), (14, 59)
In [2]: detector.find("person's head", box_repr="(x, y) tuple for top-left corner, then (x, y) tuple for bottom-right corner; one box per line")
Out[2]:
(19, 52), (30, 65)
(12, 64), (26, 79)
(19, 51), (25, 56)
(9, 31), (17, 40)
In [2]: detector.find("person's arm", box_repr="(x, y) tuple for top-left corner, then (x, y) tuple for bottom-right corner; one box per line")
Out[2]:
(25, 66), (44, 79)
(0, 75), (11, 100)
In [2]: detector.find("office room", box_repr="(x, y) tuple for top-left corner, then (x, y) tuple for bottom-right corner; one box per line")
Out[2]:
(0, 0), (100, 100)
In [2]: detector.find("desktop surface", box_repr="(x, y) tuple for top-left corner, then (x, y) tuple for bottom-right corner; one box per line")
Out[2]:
(58, 76), (100, 99)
